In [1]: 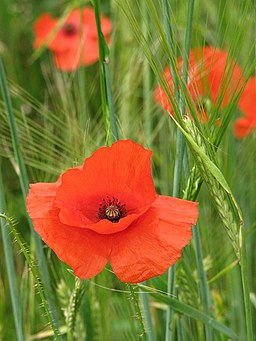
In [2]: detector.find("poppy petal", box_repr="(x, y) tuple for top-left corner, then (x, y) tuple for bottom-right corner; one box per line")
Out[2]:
(26, 182), (111, 278)
(81, 8), (112, 38)
(234, 118), (255, 138)
(110, 195), (198, 283)
(155, 46), (244, 119)
(33, 14), (58, 49)
(238, 76), (256, 118)
(48, 9), (82, 52)
(55, 140), (157, 232)
(53, 49), (81, 71)
(82, 38), (100, 65)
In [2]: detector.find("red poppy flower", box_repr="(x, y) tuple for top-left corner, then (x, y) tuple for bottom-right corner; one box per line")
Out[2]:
(26, 140), (198, 283)
(33, 8), (112, 71)
(155, 46), (244, 122)
(234, 76), (256, 138)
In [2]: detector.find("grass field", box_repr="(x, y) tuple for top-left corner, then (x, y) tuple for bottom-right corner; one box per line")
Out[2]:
(0, 0), (255, 340)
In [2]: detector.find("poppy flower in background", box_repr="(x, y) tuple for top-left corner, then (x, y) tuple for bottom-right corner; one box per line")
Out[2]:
(33, 8), (112, 71)
(155, 46), (244, 123)
(26, 140), (198, 283)
(234, 76), (256, 138)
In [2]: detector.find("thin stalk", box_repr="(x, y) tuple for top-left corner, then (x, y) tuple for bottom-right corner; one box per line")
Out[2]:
(193, 224), (213, 341)
(104, 64), (119, 141)
(77, 66), (88, 133)
(140, 287), (156, 341)
(0, 158), (25, 341)
(240, 228), (253, 341)
(0, 214), (60, 341)
(162, 3), (181, 337)
(208, 259), (239, 284)
(127, 284), (147, 341)
(182, 147), (213, 340)
(138, 3), (156, 340)
(93, 0), (118, 144)
(142, 1), (152, 144)
(164, 1), (195, 340)
(162, 0), (179, 99)
(93, 3), (153, 338)
(0, 58), (62, 336)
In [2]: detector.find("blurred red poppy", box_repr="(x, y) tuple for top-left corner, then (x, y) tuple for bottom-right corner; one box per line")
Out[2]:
(234, 76), (256, 138)
(155, 46), (243, 123)
(26, 140), (198, 283)
(33, 8), (112, 71)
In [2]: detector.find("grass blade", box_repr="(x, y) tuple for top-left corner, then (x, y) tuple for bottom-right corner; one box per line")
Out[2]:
(0, 158), (25, 341)
(140, 285), (238, 339)
(92, 0), (118, 143)
(0, 213), (61, 341)
(0, 57), (63, 337)
(164, 0), (195, 339)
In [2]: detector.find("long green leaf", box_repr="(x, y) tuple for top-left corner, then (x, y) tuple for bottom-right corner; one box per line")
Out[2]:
(0, 159), (24, 341)
(139, 285), (238, 339)
(0, 57), (63, 337)
(0, 213), (60, 341)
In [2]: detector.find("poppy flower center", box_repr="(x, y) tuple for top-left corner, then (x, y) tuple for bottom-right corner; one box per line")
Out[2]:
(63, 23), (77, 36)
(98, 197), (127, 223)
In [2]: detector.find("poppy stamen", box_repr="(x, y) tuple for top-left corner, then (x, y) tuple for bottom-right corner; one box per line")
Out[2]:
(63, 23), (77, 36)
(98, 197), (127, 223)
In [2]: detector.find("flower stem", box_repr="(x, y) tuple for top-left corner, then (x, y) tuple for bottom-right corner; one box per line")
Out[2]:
(0, 159), (25, 341)
(92, 0), (118, 144)
(0, 213), (61, 341)
(163, 0), (195, 339)
(140, 285), (156, 341)
(94, 4), (154, 338)
(127, 284), (147, 341)
(240, 228), (253, 341)
(0, 57), (62, 337)
(193, 224), (213, 341)
(142, 1), (152, 145)
(137, 3), (157, 340)
(184, 146), (213, 340)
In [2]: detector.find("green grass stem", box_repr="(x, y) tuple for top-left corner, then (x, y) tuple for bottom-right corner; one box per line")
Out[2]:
(240, 228), (253, 341)
(0, 57), (62, 337)
(0, 213), (61, 341)
(94, 3), (155, 338)
(138, 3), (157, 341)
(142, 1), (153, 145)
(192, 224), (213, 341)
(93, 0), (118, 144)
(164, 1), (195, 339)
(128, 284), (147, 340)
(0, 159), (25, 341)
(139, 284), (238, 339)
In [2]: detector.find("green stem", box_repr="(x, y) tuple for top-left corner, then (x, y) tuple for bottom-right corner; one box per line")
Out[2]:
(240, 228), (253, 341)
(162, 0), (179, 101)
(0, 57), (62, 336)
(183, 149), (213, 341)
(138, 3), (157, 340)
(142, 1), (152, 145)
(140, 286), (156, 341)
(77, 66), (88, 133)
(104, 63), (119, 141)
(164, 1), (195, 339)
(0, 214), (60, 341)
(94, 3), (153, 339)
(193, 224), (213, 341)
(0, 159), (25, 341)
(93, 0), (118, 144)
(128, 284), (147, 341)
